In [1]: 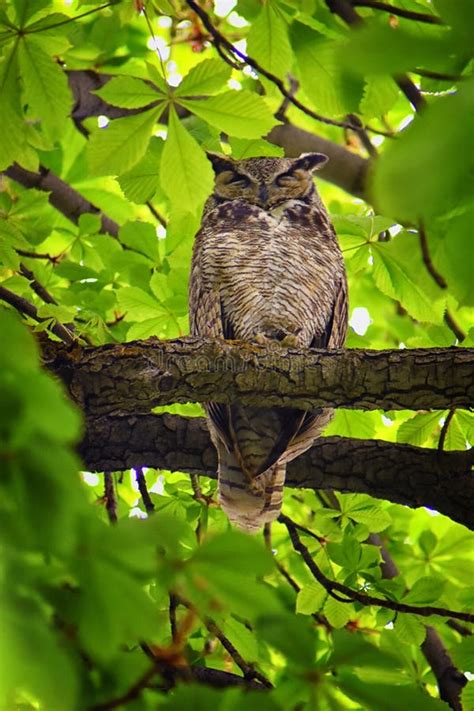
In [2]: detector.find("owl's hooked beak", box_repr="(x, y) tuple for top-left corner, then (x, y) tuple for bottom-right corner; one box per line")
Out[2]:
(257, 183), (269, 207)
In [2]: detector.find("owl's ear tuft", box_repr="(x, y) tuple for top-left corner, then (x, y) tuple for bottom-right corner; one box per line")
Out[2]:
(206, 152), (236, 174)
(293, 153), (328, 173)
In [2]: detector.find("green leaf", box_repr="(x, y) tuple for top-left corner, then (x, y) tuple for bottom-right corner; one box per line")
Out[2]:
(116, 286), (164, 321)
(330, 630), (399, 670)
(371, 240), (444, 323)
(461, 681), (474, 711)
(257, 613), (316, 667)
(160, 106), (214, 215)
(292, 23), (362, 116)
(324, 410), (376, 439)
(403, 576), (446, 605)
(393, 615), (426, 646)
(94, 75), (161, 108)
(229, 137), (284, 158)
(360, 75), (399, 119)
(397, 412), (440, 446)
(179, 91), (279, 139)
(440, 209), (474, 306)
(338, 672), (450, 710)
(341, 25), (449, 76)
(118, 137), (164, 204)
(88, 107), (163, 177)
(18, 36), (72, 138)
(296, 582), (327, 615)
(341, 495), (392, 532)
(324, 596), (353, 628)
(373, 80), (474, 220)
(119, 221), (159, 262)
(247, 1), (292, 79)
(175, 58), (232, 96)
(0, 50), (30, 171)
(12, 0), (50, 25)
(192, 530), (274, 578)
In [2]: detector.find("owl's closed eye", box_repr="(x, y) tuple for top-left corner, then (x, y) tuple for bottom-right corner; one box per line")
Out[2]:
(208, 152), (328, 209)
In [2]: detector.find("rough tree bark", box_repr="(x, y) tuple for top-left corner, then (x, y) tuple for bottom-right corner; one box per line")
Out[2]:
(80, 413), (474, 530)
(42, 337), (474, 414)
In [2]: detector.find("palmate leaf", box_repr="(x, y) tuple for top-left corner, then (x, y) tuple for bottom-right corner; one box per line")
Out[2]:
(118, 137), (164, 204)
(160, 106), (214, 215)
(175, 58), (232, 97)
(17, 36), (72, 139)
(0, 50), (31, 170)
(178, 91), (279, 139)
(292, 23), (362, 117)
(87, 106), (164, 177)
(396, 411), (440, 446)
(94, 75), (163, 108)
(338, 672), (449, 711)
(360, 75), (399, 119)
(371, 239), (445, 324)
(247, 0), (293, 79)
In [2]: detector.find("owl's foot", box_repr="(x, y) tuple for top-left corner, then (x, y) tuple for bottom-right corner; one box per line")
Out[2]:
(252, 332), (273, 346)
(279, 334), (299, 348)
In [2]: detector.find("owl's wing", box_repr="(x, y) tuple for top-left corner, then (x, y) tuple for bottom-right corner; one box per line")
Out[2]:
(254, 274), (348, 475)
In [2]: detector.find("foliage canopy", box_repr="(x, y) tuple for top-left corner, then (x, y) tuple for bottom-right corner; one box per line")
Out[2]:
(0, 0), (473, 709)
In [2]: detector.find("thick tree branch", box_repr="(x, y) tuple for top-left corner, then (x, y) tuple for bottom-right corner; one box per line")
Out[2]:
(42, 337), (474, 414)
(79, 414), (474, 529)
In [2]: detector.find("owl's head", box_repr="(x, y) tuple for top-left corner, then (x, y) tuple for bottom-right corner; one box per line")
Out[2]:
(207, 153), (328, 210)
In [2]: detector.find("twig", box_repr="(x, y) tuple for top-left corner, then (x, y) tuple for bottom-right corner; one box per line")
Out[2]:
(89, 665), (158, 711)
(418, 223), (466, 342)
(135, 467), (155, 514)
(326, 0), (426, 111)
(350, 0), (443, 24)
(103, 472), (117, 524)
(169, 593), (178, 643)
(0, 284), (75, 344)
(418, 223), (447, 289)
(444, 312), (466, 343)
(280, 514), (474, 623)
(146, 201), (167, 228)
(16, 249), (58, 262)
(413, 68), (462, 82)
(447, 620), (473, 637)
(438, 409), (456, 453)
(184, 0), (374, 133)
(204, 617), (272, 687)
(19, 263), (58, 305)
(346, 114), (378, 158)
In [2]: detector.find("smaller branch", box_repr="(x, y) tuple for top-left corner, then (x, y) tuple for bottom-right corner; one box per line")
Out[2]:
(16, 249), (58, 262)
(422, 627), (466, 711)
(346, 114), (378, 158)
(169, 593), (178, 644)
(204, 617), (272, 687)
(19, 263), (58, 305)
(418, 223), (447, 289)
(89, 665), (158, 711)
(0, 284), (74, 344)
(103, 472), (117, 524)
(438, 409), (456, 453)
(418, 223), (466, 342)
(413, 68), (462, 82)
(445, 312), (466, 343)
(135, 467), (155, 514)
(280, 514), (474, 623)
(447, 620), (473, 637)
(351, 0), (443, 25)
(146, 201), (167, 228)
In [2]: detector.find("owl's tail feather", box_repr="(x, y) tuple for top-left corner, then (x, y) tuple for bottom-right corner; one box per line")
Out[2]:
(218, 452), (286, 534)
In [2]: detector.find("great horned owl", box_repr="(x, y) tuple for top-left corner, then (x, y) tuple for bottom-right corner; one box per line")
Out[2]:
(189, 153), (348, 533)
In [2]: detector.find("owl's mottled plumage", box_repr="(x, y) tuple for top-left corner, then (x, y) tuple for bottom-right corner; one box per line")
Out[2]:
(189, 153), (348, 533)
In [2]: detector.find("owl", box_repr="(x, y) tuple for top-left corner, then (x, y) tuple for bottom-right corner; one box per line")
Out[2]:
(189, 152), (348, 533)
